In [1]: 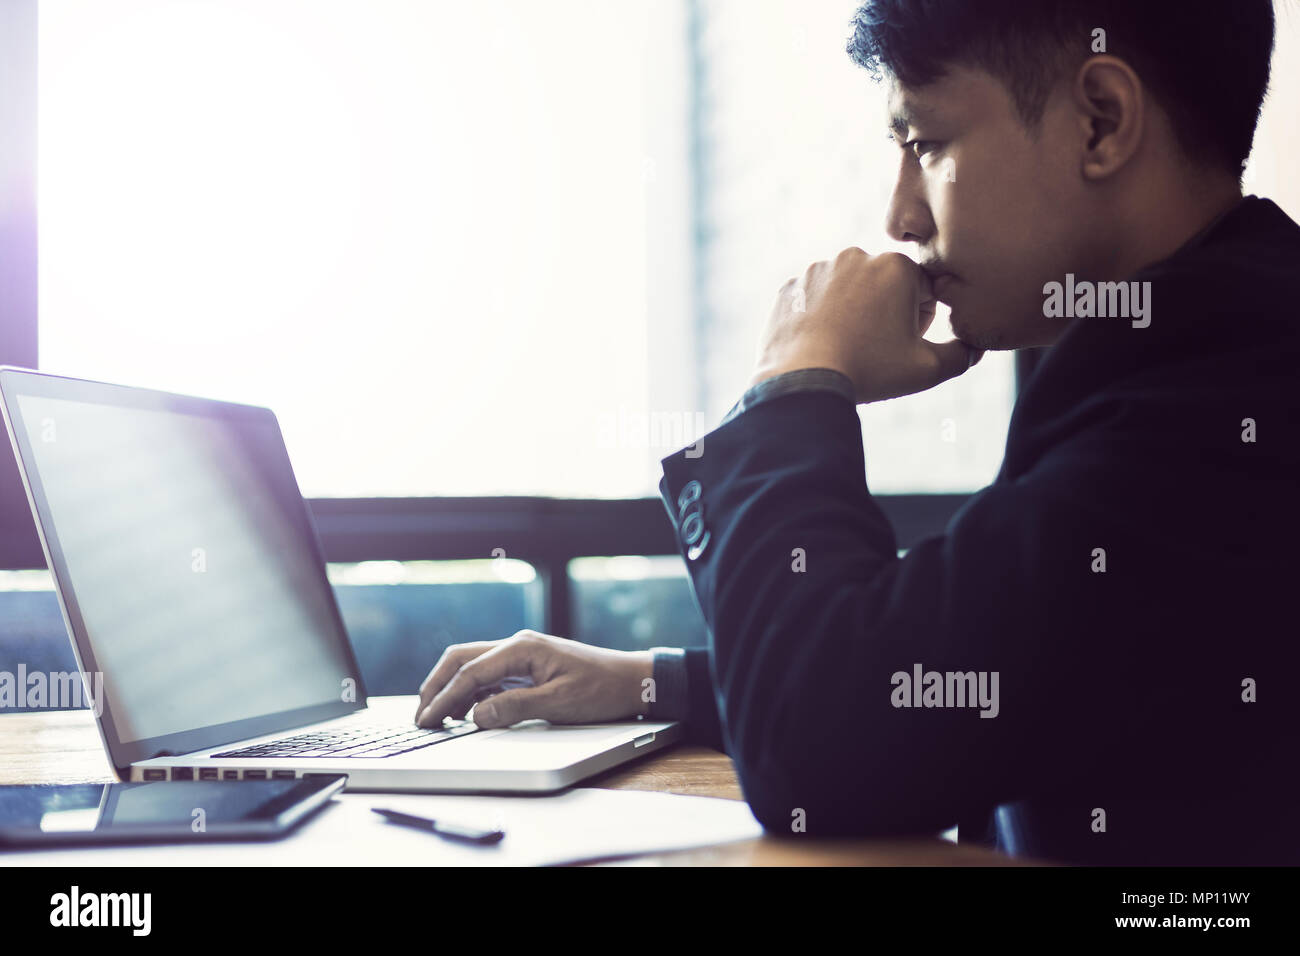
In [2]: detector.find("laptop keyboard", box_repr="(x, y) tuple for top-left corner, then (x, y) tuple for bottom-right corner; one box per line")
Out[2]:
(211, 716), (479, 759)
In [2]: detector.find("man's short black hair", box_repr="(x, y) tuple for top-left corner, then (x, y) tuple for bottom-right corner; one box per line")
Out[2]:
(847, 0), (1274, 174)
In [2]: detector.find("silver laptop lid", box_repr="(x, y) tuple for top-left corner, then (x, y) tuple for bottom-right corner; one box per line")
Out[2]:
(0, 367), (366, 776)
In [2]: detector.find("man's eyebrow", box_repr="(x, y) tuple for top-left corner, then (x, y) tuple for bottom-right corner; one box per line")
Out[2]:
(888, 101), (938, 139)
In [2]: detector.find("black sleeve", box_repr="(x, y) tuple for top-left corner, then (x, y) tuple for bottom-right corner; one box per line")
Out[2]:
(678, 646), (726, 751)
(657, 386), (1257, 838)
(647, 366), (856, 756)
(646, 647), (725, 750)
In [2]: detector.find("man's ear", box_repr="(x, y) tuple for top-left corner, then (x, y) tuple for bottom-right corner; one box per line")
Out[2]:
(1072, 55), (1144, 181)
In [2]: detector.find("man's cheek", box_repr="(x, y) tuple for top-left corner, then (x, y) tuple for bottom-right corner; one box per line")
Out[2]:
(923, 155), (967, 218)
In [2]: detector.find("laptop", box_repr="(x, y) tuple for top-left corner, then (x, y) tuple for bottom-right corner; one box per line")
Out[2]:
(0, 367), (681, 792)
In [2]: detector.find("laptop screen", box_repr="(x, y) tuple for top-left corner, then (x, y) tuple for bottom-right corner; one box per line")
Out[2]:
(2, 372), (363, 762)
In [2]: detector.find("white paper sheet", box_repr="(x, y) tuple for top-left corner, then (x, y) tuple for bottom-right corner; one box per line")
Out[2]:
(0, 788), (764, 867)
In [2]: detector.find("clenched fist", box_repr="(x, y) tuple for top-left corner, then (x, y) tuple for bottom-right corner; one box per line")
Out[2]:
(750, 248), (982, 402)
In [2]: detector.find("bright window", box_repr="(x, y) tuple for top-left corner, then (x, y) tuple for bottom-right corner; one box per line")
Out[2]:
(40, 1), (1298, 501)
(39, 0), (693, 498)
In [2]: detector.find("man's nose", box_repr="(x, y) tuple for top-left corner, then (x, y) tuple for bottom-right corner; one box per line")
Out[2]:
(884, 164), (933, 245)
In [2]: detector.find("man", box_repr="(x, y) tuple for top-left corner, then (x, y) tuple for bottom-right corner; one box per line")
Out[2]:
(414, 0), (1298, 864)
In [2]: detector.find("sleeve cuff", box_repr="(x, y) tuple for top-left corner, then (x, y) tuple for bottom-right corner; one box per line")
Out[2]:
(647, 646), (690, 720)
(718, 367), (856, 426)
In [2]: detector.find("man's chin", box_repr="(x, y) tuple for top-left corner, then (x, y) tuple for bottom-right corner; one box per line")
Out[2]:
(951, 310), (1059, 352)
(950, 314), (1006, 352)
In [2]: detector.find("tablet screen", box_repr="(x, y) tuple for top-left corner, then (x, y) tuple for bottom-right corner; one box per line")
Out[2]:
(0, 777), (344, 845)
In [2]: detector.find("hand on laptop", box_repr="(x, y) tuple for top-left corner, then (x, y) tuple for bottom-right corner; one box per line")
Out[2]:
(749, 248), (982, 402)
(413, 631), (653, 729)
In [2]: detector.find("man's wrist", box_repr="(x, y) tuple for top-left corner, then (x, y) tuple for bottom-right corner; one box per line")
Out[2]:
(717, 367), (857, 429)
(624, 650), (655, 717)
(748, 361), (854, 394)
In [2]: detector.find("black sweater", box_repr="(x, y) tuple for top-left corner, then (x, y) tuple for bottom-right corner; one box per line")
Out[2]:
(657, 196), (1300, 865)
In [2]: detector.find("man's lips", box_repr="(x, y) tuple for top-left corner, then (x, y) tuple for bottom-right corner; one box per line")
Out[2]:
(920, 265), (956, 301)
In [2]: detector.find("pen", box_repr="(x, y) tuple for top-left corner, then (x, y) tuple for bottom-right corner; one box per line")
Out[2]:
(371, 807), (505, 845)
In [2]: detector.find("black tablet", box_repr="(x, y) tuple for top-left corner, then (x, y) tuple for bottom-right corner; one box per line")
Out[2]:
(0, 776), (347, 847)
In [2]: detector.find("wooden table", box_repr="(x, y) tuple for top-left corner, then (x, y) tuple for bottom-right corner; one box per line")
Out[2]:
(0, 710), (1021, 865)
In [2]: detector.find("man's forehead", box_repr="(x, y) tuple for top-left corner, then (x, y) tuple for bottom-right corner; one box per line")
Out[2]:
(886, 77), (946, 134)
(886, 68), (999, 134)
